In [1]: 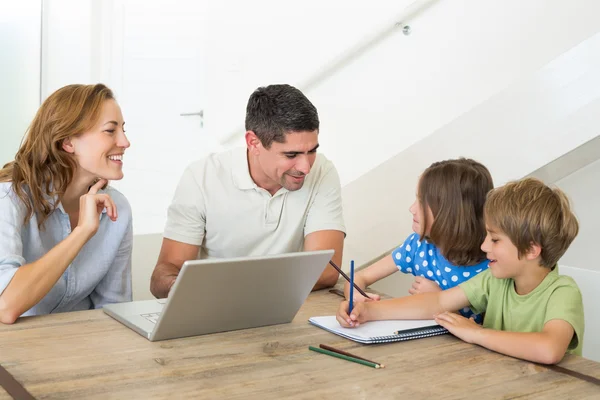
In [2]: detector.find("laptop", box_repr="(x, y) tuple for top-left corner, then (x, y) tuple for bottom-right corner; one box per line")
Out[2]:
(103, 249), (334, 341)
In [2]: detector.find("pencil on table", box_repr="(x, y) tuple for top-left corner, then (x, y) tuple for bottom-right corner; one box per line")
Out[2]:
(308, 346), (381, 369)
(319, 344), (385, 368)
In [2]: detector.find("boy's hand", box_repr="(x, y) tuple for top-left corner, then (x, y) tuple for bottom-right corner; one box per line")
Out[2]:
(434, 311), (483, 343)
(336, 300), (369, 328)
(409, 276), (442, 295)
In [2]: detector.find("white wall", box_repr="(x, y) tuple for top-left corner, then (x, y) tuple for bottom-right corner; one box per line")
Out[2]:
(32, 0), (600, 235)
(210, 0), (600, 186)
(0, 2), (42, 166)
(553, 161), (600, 362)
(556, 159), (600, 272)
(342, 32), (600, 272)
(41, 0), (94, 97)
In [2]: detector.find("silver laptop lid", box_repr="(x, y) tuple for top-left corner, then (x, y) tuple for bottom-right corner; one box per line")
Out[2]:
(151, 249), (334, 341)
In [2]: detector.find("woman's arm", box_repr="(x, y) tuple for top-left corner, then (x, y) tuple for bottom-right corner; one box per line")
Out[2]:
(90, 215), (133, 308)
(0, 180), (116, 324)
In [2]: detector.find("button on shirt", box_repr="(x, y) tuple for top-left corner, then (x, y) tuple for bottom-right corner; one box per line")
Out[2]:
(163, 147), (346, 258)
(0, 183), (133, 317)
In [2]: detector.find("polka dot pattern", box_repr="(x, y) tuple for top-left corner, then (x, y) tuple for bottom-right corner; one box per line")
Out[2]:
(391, 232), (489, 324)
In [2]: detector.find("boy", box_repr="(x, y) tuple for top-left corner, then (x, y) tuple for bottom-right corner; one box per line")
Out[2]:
(337, 178), (584, 365)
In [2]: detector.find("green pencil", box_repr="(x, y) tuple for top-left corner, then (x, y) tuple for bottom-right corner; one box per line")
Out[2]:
(308, 346), (381, 369)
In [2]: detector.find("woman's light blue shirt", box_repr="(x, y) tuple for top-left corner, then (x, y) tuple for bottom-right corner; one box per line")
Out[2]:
(0, 182), (132, 317)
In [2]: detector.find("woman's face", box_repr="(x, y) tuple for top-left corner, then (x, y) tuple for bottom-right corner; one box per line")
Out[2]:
(64, 99), (130, 181)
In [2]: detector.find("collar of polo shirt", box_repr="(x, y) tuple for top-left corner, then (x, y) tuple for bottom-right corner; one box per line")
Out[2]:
(231, 147), (257, 190)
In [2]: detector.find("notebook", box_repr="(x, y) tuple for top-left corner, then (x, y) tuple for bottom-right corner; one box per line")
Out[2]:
(309, 316), (448, 344)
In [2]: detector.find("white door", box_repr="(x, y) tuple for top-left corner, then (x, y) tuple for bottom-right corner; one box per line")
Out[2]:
(107, 0), (221, 235)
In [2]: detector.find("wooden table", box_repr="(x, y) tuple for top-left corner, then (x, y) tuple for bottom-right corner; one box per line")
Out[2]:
(1, 289), (599, 399)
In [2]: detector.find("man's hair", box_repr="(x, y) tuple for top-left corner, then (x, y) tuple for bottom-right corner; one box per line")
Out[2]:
(484, 178), (579, 268)
(245, 84), (319, 148)
(419, 158), (494, 266)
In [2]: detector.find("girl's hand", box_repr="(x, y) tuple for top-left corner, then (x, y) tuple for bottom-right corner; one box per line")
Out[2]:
(344, 281), (380, 302)
(352, 290), (381, 303)
(409, 276), (442, 295)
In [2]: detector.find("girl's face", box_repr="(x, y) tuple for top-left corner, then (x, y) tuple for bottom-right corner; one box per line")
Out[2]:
(63, 99), (130, 181)
(409, 185), (434, 236)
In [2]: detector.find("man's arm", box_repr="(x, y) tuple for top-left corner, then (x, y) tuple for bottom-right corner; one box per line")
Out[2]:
(150, 238), (200, 299)
(304, 229), (344, 290)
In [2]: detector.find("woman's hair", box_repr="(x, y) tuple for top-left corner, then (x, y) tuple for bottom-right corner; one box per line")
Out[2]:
(0, 83), (115, 228)
(418, 158), (494, 266)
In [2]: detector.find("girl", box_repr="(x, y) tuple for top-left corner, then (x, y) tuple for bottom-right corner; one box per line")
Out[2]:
(344, 158), (493, 321)
(0, 83), (132, 324)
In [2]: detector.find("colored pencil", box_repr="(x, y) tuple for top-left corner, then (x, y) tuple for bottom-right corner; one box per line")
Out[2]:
(319, 344), (385, 368)
(349, 260), (355, 314)
(328, 260), (372, 300)
(308, 346), (380, 369)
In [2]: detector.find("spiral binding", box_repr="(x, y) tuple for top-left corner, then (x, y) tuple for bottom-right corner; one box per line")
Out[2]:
(371, 327), (448, 343)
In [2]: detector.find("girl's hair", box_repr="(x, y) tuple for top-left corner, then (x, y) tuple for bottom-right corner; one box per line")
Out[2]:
(418, 158), (494, 266)
(0, 83), (115, 228)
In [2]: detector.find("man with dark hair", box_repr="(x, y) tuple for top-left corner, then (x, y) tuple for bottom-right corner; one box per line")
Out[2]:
(150, 84), (345, 298)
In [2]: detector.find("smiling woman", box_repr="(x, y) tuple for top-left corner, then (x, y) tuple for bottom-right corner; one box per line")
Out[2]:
(0, 83), (133, 324)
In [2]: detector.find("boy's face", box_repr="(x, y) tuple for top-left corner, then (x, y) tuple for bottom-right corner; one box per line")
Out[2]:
(480, 225), (523, 279)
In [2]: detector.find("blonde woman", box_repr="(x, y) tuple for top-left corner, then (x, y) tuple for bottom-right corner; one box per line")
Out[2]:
(0, 83), (132, 324)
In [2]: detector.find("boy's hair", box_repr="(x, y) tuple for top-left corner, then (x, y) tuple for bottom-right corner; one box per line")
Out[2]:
(419, 158), (494, 266)
(245, 84), (319, 149)
(484, 178), (579, 268)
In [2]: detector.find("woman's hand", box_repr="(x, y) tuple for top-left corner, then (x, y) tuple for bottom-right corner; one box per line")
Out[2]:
(77, 179), (117, 236)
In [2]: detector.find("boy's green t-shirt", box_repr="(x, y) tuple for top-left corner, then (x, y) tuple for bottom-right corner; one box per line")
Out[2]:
(459, 268), (584, 355)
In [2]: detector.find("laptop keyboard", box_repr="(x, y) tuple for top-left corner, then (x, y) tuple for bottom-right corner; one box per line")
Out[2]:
(141, 312), (161, 324)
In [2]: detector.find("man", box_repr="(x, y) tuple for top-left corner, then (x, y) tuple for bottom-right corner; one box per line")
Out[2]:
(150, 84), (345, 298)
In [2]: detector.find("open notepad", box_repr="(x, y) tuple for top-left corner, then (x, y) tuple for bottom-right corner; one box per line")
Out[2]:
(309, 316), (448, 344)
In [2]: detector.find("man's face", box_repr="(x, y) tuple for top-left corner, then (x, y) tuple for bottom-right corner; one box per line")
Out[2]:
(253, 130), (319, 192)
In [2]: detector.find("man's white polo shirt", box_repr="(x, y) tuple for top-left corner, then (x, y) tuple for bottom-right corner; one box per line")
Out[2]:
(163, 147), (346, 259)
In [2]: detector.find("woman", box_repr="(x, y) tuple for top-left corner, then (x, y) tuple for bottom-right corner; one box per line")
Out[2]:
(0, 83), (132, 324)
